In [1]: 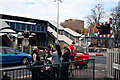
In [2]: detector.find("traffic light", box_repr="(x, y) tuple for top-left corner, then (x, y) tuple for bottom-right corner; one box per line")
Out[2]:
(96, 24), (110, 35)
(23, 31), (30, 39)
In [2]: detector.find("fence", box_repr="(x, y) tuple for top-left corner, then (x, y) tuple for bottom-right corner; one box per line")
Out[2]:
(0, 59), (95, 80)
(106, 48), (120, 80)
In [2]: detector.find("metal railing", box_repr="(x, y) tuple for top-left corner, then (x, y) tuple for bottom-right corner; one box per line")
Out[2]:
(0, 59), (95, 80)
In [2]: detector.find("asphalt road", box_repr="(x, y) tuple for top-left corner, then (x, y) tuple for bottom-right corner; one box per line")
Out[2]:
(90, 55), (106, 79)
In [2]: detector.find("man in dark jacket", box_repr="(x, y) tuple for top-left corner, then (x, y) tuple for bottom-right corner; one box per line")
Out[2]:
(62, 47), (70, 80)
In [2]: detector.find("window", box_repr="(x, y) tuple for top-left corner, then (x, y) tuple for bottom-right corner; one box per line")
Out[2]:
(16, 23), (21, 30)
(22, 24), (26, 30)
(41, 26), (44, 32)
(5, 48), (16, 54)
(27, 24), (31, 31)
(32, 25), (35, 31)
(10, 22), (15, 29)
(45, 26), (47, 32)
(37, 25), (41, 31)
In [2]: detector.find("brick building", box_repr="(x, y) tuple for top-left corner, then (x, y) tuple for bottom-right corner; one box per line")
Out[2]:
(60, 19), (84, 34)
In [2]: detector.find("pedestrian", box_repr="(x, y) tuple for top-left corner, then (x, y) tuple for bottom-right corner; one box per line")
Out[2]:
(47, 44), (52, 58)
(62, 46), (70, 62)
(31, 46), (42, 80)
(50, 44), (62, 80)
(32, 46), (41, 62)
(50, 44), (54, 51)
(69, 41), (76, 69)
(62, 46), (70, 80)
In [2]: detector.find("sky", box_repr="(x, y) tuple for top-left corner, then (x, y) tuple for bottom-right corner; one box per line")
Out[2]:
(0, 0), (119, 27)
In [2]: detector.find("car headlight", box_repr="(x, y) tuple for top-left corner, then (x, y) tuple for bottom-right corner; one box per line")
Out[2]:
(28, 54), (32, 57)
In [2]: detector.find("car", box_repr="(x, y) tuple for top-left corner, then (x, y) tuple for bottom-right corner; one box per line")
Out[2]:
(0, 47), (32, 65)
(74, 46), (89, 69)
(74, 53), (89, 69)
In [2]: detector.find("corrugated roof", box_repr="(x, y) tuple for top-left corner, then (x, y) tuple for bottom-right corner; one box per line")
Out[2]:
(64, 28), (82, 37)
(48, 20), (64, 30)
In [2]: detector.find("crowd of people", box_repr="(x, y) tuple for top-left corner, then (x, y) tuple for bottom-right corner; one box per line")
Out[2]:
(32, 42), (76, 80)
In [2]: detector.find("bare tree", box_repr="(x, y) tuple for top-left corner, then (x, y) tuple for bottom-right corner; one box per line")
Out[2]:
(86, 4), (105, 28)
(111, 6), (120, 40)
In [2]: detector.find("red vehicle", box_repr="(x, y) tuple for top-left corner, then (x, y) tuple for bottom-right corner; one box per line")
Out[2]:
(74, 53), (89, 69)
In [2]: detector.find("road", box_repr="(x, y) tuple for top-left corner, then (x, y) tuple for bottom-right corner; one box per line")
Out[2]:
(90, 54), (106, 79)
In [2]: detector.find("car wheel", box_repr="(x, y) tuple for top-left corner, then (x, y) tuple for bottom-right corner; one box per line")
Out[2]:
(84, 64), (88, 69)
(79, 65), (83, 69)
(22, 57), (29, 65)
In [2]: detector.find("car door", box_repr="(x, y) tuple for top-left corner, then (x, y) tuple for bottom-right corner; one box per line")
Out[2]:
(0, 48), (10, 64)
(5, 48), (22, 64)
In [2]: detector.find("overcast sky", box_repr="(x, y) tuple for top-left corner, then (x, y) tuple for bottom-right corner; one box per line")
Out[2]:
(0, 0), (119, 26)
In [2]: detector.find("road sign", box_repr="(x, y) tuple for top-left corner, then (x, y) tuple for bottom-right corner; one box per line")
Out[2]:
(113, 63), (120, 70)
(97, 21), (112, 37)
(23, 31), (30, 39)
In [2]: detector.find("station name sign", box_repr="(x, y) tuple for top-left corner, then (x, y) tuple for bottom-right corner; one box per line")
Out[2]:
(113, 63), (120, 70)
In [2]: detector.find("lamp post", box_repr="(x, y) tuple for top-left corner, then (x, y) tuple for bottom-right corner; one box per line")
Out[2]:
(54, 0), (62, 44)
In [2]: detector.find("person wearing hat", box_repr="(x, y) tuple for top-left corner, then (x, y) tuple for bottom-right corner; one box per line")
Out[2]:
(32, 46), (41, 62)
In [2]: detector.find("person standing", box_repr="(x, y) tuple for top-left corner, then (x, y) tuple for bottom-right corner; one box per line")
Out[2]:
(31, 46), (41, 80)
(32, 46), (41, 62)
(69, 42), (76, 69)
(47, 44), (52, 58)
(50, 45), (62, 80)
(62, 47), (70, 80)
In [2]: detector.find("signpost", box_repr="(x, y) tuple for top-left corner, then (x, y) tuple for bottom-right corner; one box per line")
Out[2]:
(22, 31), (30, 53)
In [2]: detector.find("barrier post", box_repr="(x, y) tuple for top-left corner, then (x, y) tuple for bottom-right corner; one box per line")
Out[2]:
(93, 59), (95, 80)
(114, 68), (116, 80)
(58, 64), (61, 80)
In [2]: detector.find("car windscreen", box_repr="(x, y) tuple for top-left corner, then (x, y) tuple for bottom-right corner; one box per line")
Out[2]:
(5, 48), (16, 54)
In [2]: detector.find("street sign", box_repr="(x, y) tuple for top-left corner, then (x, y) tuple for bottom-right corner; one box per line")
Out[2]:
(23, 31), (30, 39)
(113, 63), (120, 70)
(97, 21), (112, 37)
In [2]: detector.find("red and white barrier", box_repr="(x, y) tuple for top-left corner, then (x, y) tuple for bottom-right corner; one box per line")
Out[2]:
(81, 47), (106, 56)
(82, 47), (108, 50)
(38, 49), (47, 52)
